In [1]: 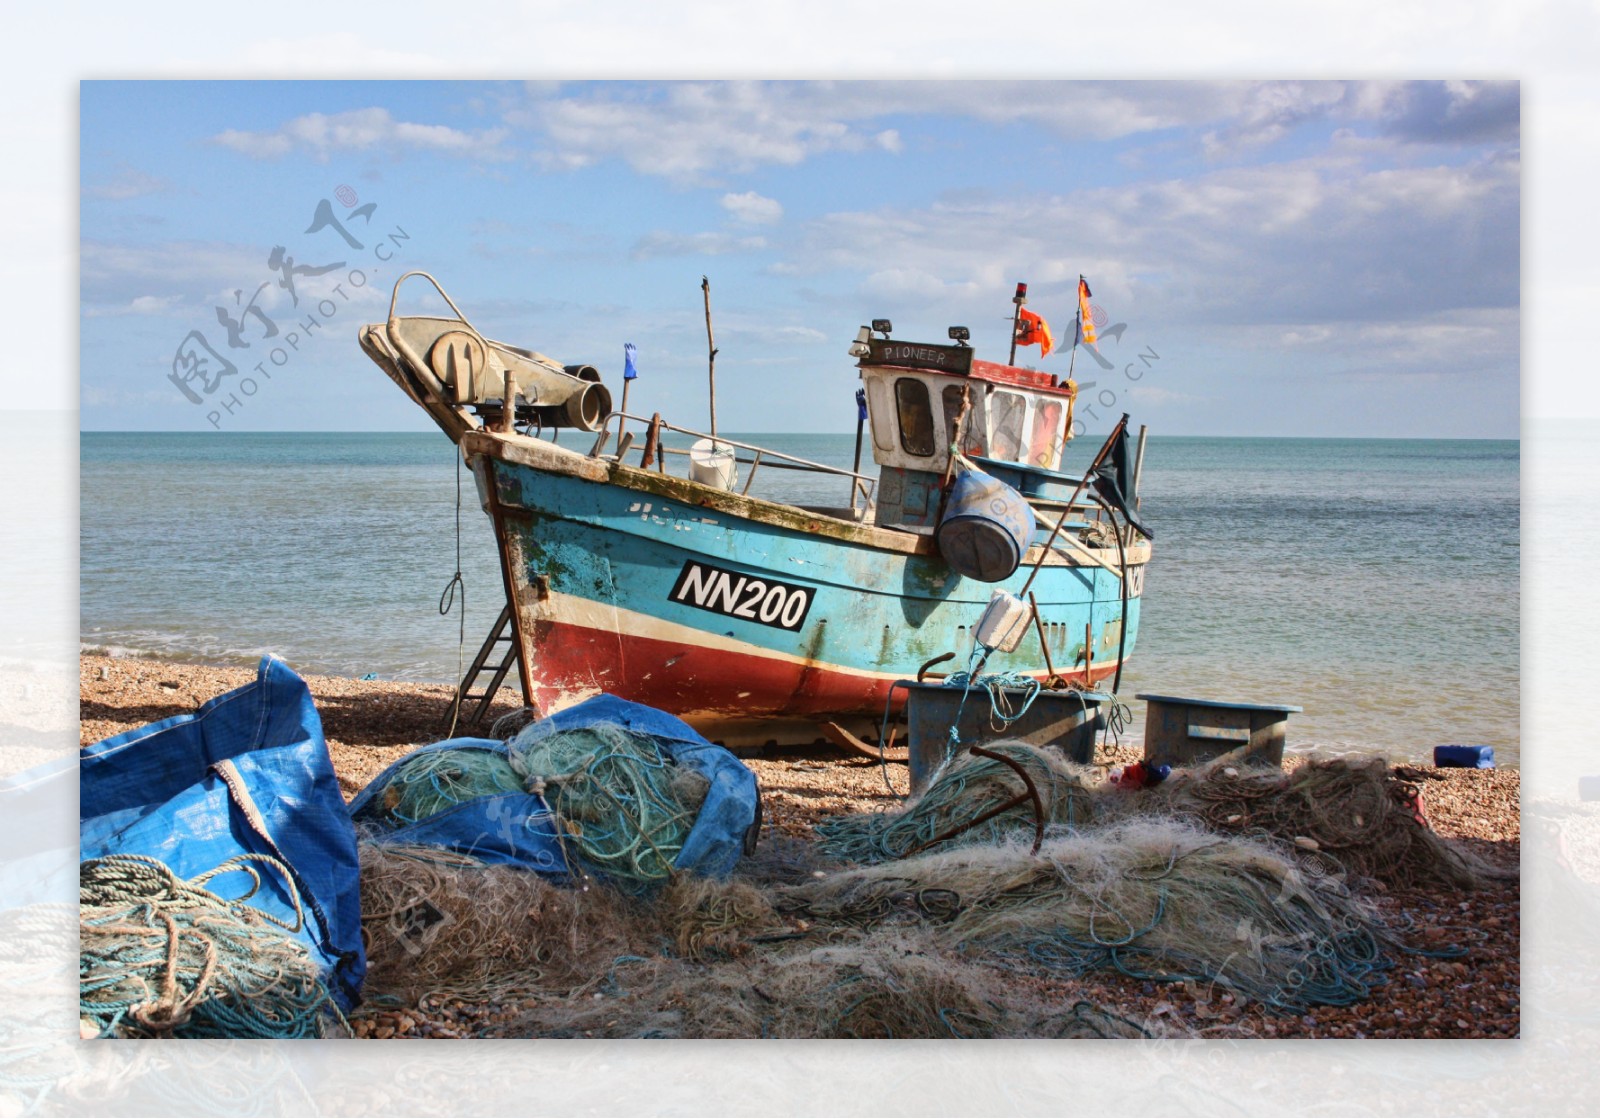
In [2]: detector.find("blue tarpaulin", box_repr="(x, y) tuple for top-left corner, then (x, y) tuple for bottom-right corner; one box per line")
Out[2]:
(349, 693), (760, 880)
(347, 736), (570, 873)
(79, 656), (366, 1012)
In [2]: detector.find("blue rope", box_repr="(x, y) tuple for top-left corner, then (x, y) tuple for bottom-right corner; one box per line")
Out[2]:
(938, 648), (1044, 766)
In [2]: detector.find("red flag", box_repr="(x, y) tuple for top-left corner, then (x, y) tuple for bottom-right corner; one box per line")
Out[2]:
(1015, 308), (1054, 358)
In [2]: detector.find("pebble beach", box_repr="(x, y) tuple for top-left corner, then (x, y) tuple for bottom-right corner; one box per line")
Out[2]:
(80, 652), (1523, 1041)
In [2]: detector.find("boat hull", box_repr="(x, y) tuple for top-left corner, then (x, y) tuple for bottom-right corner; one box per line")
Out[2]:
(469, 434), (1147, 744)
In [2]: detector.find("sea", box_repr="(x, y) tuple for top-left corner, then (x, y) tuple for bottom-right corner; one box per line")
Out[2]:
(80, 432), (1520, 766)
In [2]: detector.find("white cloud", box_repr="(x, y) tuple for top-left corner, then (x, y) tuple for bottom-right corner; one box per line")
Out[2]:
(504, 81), (1520, 185)
(520, 83), (872, 182)
(212, 108), (508, 162)
(83, 167), (171, 201)
(80, 238), (387, 323)
(503, 80), (1261, 185)
(792, 150), (1518, 331)
(720, 191), (783, 225)
(81, 240), (265, 310)
(631, 231), (769, 259)
(81, 294), (183, 318)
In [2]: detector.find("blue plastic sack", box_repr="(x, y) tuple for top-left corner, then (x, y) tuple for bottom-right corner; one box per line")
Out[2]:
(79, 656), (365, 1011)
(350, 693), (760, 881)
(1433, 744), (1495, 769)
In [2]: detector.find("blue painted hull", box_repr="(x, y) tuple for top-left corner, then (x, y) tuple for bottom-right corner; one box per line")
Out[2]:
(466, 433), (1146, 741)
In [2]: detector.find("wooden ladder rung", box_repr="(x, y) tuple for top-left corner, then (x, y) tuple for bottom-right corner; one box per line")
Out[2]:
(448, 602), (527, 731)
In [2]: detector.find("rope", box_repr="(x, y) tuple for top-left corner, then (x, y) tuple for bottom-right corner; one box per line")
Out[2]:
(440, 449), (467, 738)
(376, 748), (527, 825)
(79, 854), (345, 1039)
(510, 724), (711, 891)
(1098, 690), (1133, 750)
(817, 742), (1092, 863)
(933, 648), (1045, 778)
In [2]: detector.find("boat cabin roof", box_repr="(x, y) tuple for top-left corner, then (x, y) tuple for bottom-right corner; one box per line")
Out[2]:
(855, 336), (1078, 476)
(856, 337), (1078, 400)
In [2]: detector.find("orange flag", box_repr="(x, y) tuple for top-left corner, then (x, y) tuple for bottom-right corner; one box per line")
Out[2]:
(1016, 308), (1054, 358)
(1078, 278), (1097, 347)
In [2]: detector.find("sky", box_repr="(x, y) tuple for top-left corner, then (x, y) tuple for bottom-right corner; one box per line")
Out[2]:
(79, 79), (1521, 437)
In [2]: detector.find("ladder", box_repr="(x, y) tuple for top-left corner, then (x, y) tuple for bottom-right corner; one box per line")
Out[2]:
(447, 602), (528, 731)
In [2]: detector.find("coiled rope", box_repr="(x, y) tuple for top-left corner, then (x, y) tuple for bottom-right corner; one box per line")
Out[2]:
(79, 854), (344, 1038)
(510, 724), (711, 891)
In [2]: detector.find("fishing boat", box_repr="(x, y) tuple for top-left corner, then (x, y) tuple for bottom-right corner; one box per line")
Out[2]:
(361, 272), (1152, 746)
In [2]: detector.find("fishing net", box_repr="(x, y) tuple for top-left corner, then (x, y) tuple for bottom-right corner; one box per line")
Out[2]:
(816, 742), (1094, 863)
(780, 819), (1409, 1013)
(79, 854), (344, 1039)
(372, 748), (527, 826)
(657, 874), (786, 960)
(508, 722), (711, 890)
(503, 930), (1168, 1040)
(1098, 753), (1513, 890)
(350, 747), (1489, 1031)
(357, 841), (650, 1003)
(356, 839), (1176, 1038)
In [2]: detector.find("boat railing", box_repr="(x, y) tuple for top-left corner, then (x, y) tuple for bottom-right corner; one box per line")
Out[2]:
(586, 411), (878, 509)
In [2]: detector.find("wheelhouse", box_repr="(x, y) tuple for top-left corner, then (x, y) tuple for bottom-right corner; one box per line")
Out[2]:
(854, 332), (1080, 533)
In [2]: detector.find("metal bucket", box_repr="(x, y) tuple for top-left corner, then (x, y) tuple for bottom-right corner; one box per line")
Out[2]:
(689, 438), (737, 490)
(936, 468), (1036, 582)
(900, 681), (1106, 795)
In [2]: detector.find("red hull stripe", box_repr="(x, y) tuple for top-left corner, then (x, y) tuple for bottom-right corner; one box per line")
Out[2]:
(526, 617), (1121, 729)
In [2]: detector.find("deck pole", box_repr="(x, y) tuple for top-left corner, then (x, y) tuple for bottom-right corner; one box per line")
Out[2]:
(1067, 274), (1083, 384)
(1008, 282), (1026, 366)
(702, 276), (719, 438)
(501, 371), (518, 433)
(1133, 424), (1149, 511)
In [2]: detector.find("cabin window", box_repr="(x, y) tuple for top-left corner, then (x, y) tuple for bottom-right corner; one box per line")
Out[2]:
(943, 385), (972, 456)
(989, 391), (1028, 462)
(1029, 400), (1064, 468)
(895, 378), (936, 457)
(866, 378), (896, 452)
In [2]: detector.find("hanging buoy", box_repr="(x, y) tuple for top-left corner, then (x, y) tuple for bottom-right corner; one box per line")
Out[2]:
(937, 467), (1036, 582)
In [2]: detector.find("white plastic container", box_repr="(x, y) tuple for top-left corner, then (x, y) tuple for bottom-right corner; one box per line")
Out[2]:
(689, 438), (738, 490)
(974, 590), (1031, 653)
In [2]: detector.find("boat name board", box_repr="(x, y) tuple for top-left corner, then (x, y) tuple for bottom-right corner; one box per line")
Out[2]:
(863, 338), (974, 375)
(668, 560), (815, 632)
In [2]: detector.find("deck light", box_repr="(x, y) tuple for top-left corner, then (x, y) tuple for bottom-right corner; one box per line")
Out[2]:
(948, 326), (970, 345)
(871, 318), (893, 337)
(848, 326), (871, 358)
